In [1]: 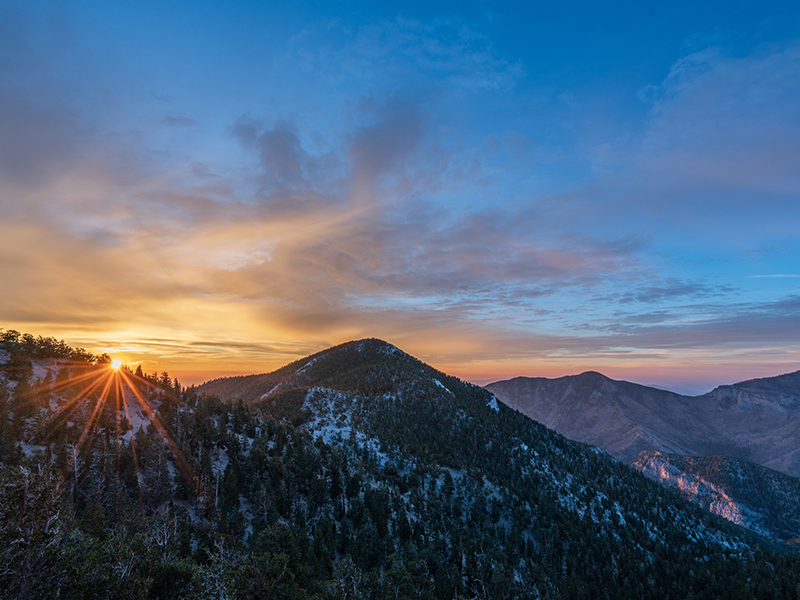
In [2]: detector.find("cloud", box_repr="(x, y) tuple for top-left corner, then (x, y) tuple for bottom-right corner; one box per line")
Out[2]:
(601, 295), (800, 350)
(348, 98), (425, 185)
(1, 7), (797, 389)
(611, 279), (723, 304)
(634, 44), (800, 201)
(579, 43), (800, 243)
(0, 64), (744, 374)
(0, 16), (85, 185)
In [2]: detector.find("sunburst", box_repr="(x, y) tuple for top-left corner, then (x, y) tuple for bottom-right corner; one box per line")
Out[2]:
(16, 354), (199, 510)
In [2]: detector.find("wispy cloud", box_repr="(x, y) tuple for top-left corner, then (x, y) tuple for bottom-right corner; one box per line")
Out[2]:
(0, 5), (798, 389)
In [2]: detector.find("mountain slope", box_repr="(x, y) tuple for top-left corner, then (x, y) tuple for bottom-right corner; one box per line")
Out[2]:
(631, 451), (800, 543)
(3, 333), (800, 598)
(201, 339), (774, 558)
(485, 370), (800, 478)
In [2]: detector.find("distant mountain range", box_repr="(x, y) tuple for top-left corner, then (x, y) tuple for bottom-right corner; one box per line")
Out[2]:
(486, 370), (800, 541)
(485, 370), (800, 478)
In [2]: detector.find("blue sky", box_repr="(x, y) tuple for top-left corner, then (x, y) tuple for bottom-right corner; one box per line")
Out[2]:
(1, 0), (799, 392)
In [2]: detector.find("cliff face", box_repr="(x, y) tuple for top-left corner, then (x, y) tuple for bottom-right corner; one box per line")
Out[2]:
(631, 451), (800, 542)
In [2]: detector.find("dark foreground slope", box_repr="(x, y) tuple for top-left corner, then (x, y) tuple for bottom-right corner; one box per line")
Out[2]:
(2, 333), (800, 599)
(486, 370), (800, 478)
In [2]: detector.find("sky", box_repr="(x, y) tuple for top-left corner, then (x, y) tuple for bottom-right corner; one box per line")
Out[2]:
(1, 0), (799, 394)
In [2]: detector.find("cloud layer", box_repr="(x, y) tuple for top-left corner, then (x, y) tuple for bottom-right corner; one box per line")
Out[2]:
(1, 5), (799, 392)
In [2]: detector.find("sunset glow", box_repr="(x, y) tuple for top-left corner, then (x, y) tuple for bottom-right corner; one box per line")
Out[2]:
(18, 355), (200, 514)
(1, 1), (799, 394)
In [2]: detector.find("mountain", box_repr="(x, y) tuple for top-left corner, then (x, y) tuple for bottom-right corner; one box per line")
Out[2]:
(2, 332), (800, 598)
(485, 370), (800, 478)
(197, 338), (425, 403)
(631, 451), (800, 543)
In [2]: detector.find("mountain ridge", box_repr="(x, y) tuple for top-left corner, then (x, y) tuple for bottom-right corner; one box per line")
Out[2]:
(486, 368), (800, 478)
(4, 331), (800, 597)
(197, 338), (422, 402)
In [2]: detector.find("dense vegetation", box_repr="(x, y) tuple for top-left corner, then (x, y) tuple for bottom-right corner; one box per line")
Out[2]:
(632, 451), (800, 543)
(1, 332), (799, 599)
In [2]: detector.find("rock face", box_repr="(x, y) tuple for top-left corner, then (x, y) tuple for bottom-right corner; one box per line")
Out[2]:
(631, 452), (800, 542)
(485, 370), (800, 478)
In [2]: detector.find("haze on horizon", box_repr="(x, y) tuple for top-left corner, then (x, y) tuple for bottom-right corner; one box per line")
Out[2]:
(1, 0), (799, 395)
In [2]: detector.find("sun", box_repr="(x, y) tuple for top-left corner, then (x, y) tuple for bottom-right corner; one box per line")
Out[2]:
(111, 358), (122, 370)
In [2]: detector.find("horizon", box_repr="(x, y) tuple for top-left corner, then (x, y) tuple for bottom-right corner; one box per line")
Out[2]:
(2, 1), (799, 393)
(4, 327), (794, 397)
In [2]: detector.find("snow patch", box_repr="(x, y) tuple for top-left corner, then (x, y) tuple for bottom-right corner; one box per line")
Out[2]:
(211, 448), (229, 477)
(121, 389), (152, 440)
(487, 395), (500, 412)
(380, 343), (402, 356)
(301, 388), (358, 444)
(301, 387), (394, 466)
(432, 379), (453, 395)
(19, 442), (45, 458)
(261, 383), (283, 399)
(32, 360), (54, 382)
(296, 358), (318, 375)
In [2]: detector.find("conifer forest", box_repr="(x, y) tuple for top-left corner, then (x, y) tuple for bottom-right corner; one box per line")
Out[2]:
(1, 332), (799, 599)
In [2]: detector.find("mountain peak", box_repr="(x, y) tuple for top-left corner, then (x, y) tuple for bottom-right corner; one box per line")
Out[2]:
(197, 338), (426, 402)
(575, 370), (614, 383)
(577, 370), (607, 378)
(316, 337), (410, 362)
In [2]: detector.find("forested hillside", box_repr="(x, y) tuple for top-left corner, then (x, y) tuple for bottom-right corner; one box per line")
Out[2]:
(1, 332), (799, 599)
(632, 451), (800, 543)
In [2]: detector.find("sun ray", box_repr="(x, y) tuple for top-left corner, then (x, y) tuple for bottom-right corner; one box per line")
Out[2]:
(119, 386), (147, 509)
(16, 364), (96, 414)
(125, 369), (193, 410)
(119, 369), (197, 494)
(36, 374), (109, 444)
(47, 369), (99, 396)
(113, 372), (126, 505)
(114, 371), (124, 441)
(74, 371), (115, 458)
